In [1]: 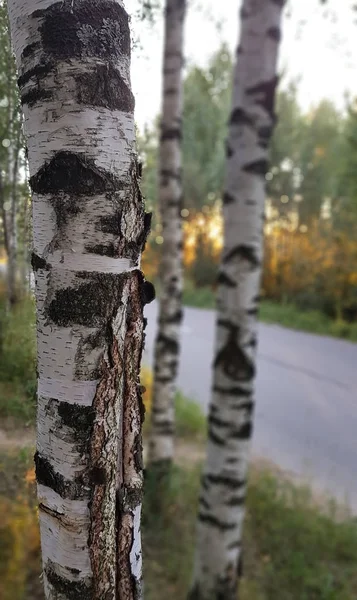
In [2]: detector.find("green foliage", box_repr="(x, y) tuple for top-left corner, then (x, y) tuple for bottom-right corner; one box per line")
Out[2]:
(144, 463), (357, 600)
(182, 44), (232, 209)
(182, 279), (216, 309)
(2, 427), (357, 599)
(245, 470), (357, 599)
(0, 294), (36, 421)
(182, 282), (357, 341)
(175, 391), (206, 441)
(188, 232), (218, 288)
(138, 44), (232, 212)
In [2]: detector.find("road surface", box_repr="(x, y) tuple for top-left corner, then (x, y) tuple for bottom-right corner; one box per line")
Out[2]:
(143, 301), (357, 509)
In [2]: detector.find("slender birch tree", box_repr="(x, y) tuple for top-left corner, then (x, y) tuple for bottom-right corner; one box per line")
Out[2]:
(189, 1), (285, 598)
(7, 1), (151, 598)
(0, 5), (23, 306)
(149, 0), (186, 470)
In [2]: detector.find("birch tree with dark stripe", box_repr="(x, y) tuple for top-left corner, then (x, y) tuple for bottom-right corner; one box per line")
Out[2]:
(149, 0), (186, 469)
(7, 1), (151, 598)
(189, 1), (285, 598)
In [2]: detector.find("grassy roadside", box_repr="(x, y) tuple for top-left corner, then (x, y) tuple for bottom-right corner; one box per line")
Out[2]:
(2, 296), (357, 597)
(183, 285), (357, 342)
(2, 371), (357, 599)
(1, 437), (357, 600)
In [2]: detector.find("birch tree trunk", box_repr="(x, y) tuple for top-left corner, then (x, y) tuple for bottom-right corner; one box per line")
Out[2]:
(189, 1), (285, 598)
(149, 0), (186, 469)
(7, 1), (151, 598)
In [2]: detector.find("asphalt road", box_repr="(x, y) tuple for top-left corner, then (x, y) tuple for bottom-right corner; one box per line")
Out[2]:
(143, 301), (357, 509)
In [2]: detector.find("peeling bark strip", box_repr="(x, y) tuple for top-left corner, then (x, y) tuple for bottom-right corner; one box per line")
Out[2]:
(149, 0), (187, 466)
(189, 1), (285, 599)
(7, 1), (148, 599)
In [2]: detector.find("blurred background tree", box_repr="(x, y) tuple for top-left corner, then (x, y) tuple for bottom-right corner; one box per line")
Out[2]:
(139, 43), (357, 325)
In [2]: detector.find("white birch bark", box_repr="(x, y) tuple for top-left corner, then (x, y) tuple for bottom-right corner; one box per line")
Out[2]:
(7, 1), (151, 598)
(149, 0), (186, 467)
(189, 1), (285, 598)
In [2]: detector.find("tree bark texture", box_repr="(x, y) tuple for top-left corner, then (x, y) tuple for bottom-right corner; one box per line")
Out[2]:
(7, 1), (151, 598)
(0, 12), (23, 306)
(149, 0), (186, 466)
(189, 1), (285, 599)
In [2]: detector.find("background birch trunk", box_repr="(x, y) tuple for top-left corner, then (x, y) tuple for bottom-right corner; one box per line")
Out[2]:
(7, 1), (151, 598)
(189, 1), (285, 598)
(149, 0), (186, 469)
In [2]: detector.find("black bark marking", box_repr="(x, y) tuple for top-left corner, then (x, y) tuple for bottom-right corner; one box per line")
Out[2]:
(217, 318), (235, 330)
(231, 421), (252, 440)
(141, 280), (156, 306)
(99, 210), (121, 235)
(31, 252), (50, 271)
(238, 552), (244, 579)
(133, 432), (144, 473)
(21, 41), (41, 59)
(199, 496), (210, 510)
(35, 452), (89, 500)
(156, 333), (179, 354)
(223, 245), (260, 268)
(138, 388), (146, 425)
(21, 87), (53, 107)
(242, 159), (268, 177)
(160, 168), (181, 183)
(48, 272), (126, 328)
(204, 474), (245, 490)
(30, 151), (118, 196)
(246, 307), (258, 316)
(214, 325), (255, 382)
(154, 375), (172, 384)
(37, 0), (130, 61)
(246, 76), (279, 120)
(257, 125), (273, 149)
(135, 211), (152, 254)
(85, 242), (117, 257)
(247, 335), (257, 349)
(198, 512), (236, 530)
(217, 271), (236, 287)
(213, 385), (251, 397)
(45, 562), (93, 600)
(267, 26), (281, 42)
(208, 429), (225, 446)
(226, 142), (234, 158)
(160, 127), (182, 142)
(209, 414), (230, 429)
(161, 309), (183, 324)
(230, 107), (254, 127)
(57, 402), (95, 453)
(165, 87), (178, 95)
(17, 61), (54, 88)
(153, 421), (175, 435)
(226, 495), (245, 506)
(223, 192), (235, 205)
(140, 211), (152, 252)
(245, 199), (257, 206)
(240, 6), (249, 19)
(76, 64), (135, 111)
(88, 466), (107, 485)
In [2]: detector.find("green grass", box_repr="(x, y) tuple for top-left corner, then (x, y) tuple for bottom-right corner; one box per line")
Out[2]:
(183, 283), (216, 310)
(1, 415), (357, 598)
(144, 464), (357, 600)
(0, 295), (37, 423)
(260, 300), (357, 341)
(183, 283), (357, 342)
(175, 391), (206, 441)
